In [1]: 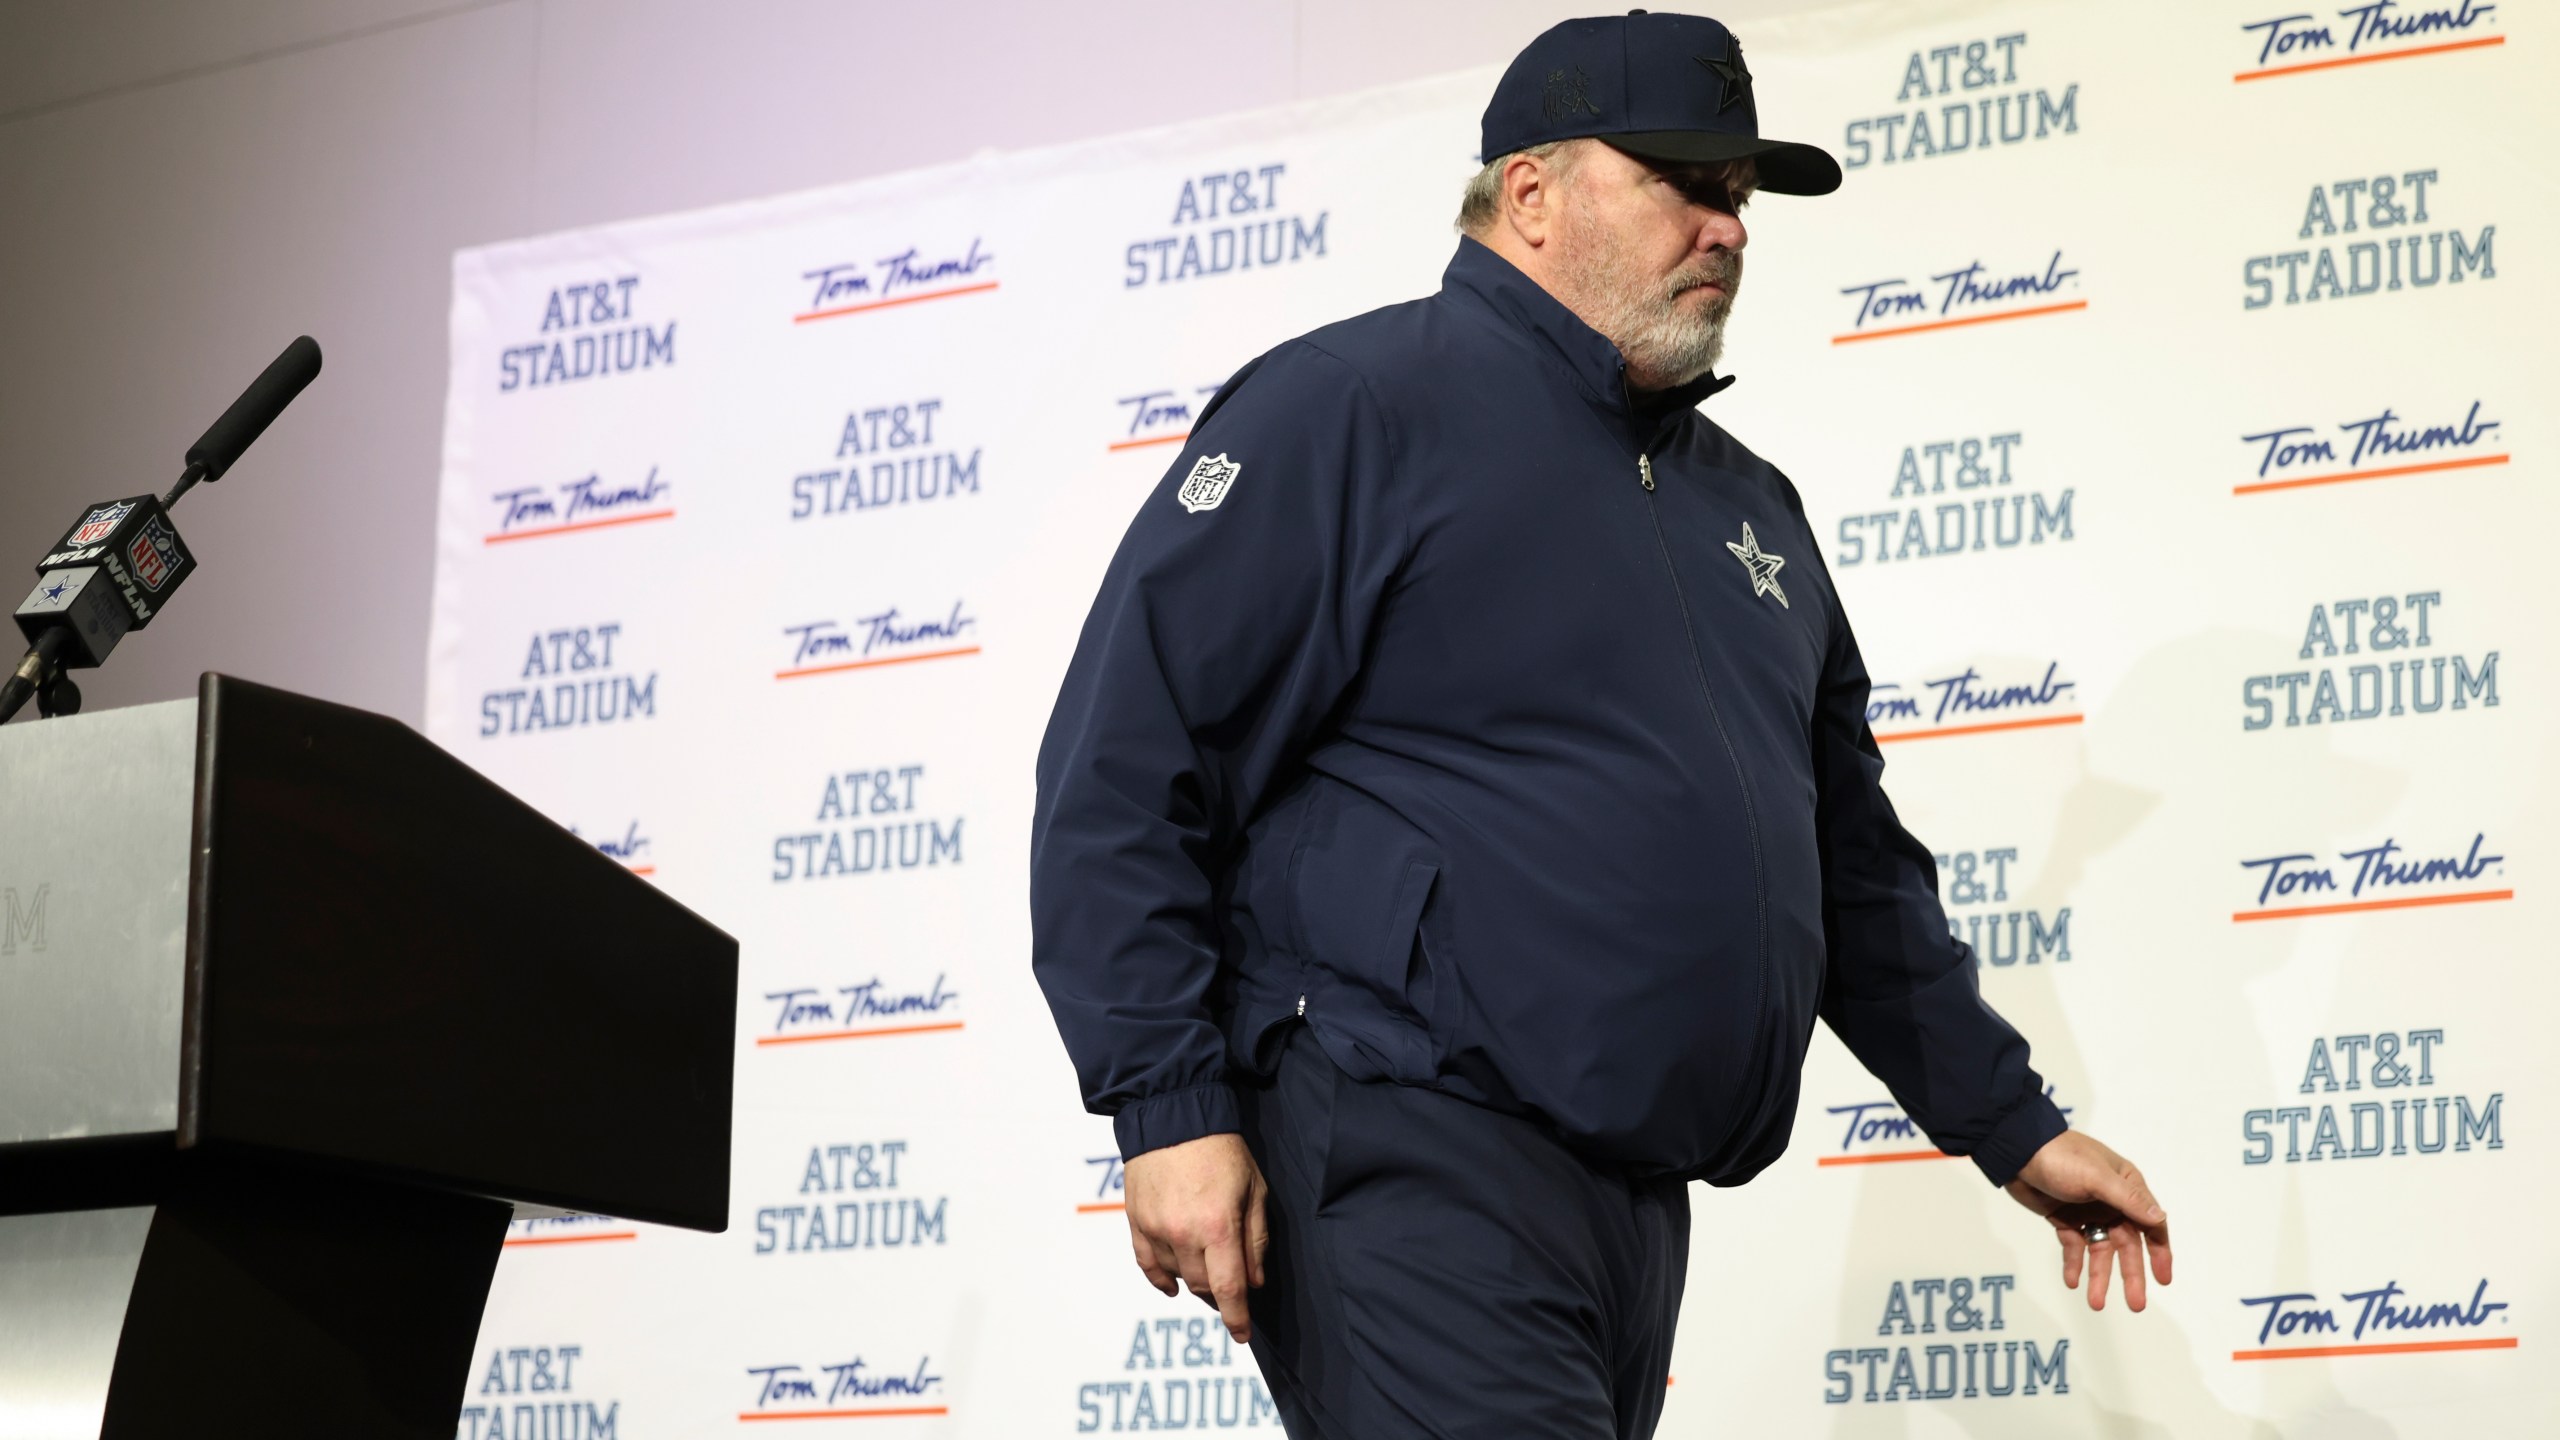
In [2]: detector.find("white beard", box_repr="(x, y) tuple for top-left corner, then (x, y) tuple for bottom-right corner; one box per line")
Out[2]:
(1557, 201), (1742, 391)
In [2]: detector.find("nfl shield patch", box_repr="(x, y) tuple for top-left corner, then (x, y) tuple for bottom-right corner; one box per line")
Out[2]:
(72, 502), (132, 545)
(1177, 454), (1241, 514)
(128, 517), (180, 591)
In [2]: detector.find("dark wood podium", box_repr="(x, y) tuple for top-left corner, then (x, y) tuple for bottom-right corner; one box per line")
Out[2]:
(0, 674), (736, 1438)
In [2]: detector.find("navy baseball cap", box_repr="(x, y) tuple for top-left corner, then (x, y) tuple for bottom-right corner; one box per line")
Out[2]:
(1481, 11), (1841, 196)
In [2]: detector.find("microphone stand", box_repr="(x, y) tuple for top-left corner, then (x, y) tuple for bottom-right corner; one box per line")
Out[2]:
(0, 628), (75, 722)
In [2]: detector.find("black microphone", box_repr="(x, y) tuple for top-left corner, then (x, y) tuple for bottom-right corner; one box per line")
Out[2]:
(187, 334), (322, 483)
(1, 337), (323, 723)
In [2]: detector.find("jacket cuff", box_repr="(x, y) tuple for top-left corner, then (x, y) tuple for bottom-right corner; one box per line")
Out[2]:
(1113, 1082), (1242, 1161)
(1966, 1090), (2070, 1187)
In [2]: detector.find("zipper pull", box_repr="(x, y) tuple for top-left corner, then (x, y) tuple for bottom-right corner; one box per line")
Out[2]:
(1638, 454), (1656, 491)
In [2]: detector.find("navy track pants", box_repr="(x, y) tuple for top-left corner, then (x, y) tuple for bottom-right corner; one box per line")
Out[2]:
(1238, 1024), (1691, 1439)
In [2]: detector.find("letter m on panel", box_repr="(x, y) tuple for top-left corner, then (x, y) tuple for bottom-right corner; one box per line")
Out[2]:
(3, 884), (48, 954)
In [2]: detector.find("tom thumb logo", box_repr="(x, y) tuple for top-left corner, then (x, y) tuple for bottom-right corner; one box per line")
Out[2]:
(744, 1357), (947, 1417)
(2236, 1278), (2512, 1360)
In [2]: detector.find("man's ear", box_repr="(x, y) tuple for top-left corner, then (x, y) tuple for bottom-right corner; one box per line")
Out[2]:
(1502, 150), (1559, 249)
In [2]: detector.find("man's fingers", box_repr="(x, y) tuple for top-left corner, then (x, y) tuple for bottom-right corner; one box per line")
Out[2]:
(1201, 1232), (1254, 1343)
(1171, 1240), (1214, 1303)
(2147, 1219), (2175, 1286)
(1245, 1178), (1271, 1290)
(2118, 1234), (2149, 1313)
(1131, 1224), (1177, 1296)
(2086, 1239), (2115, 1311)
(2057, 1224), (2087, 1290)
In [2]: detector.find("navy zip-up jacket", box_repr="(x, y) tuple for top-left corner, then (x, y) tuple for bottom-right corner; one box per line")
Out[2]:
(1032, 238), (2068, 1187)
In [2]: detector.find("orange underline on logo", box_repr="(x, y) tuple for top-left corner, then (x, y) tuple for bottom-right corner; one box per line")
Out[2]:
(738, 1406), (952, 1421)
(1817, 1149), (1952, 1167)
(775, 646), (980, 680)
(2234, 34), (2504, 83)
(502, 1231), (638, 1248)
(2233, 889), (2513, 923)
(2232, 1336), (2516, 1360)
(2232, 452), (2509, 496)
(1831, 300), (2086, 345)
(756, 1021), (967, 1048)
(627, 864), (656, 876)
(484, 510), (675, 544)
(1076, 1201), (1128, 1213)
(795, 282), (999, 323)
(1875, 713), (2084, 744)
(1109, 432), (1190, 452)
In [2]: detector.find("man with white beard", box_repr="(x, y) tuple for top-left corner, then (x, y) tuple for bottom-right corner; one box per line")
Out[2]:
(1032, 14), (2171, 1437)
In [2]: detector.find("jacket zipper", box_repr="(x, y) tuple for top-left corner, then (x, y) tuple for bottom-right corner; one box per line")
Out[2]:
(1634, 447), (1773, 1140)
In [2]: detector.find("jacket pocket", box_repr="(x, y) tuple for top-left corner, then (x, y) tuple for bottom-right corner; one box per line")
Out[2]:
(1381, 859), (1440, 1027)
(1287, 787), (1449, 1083)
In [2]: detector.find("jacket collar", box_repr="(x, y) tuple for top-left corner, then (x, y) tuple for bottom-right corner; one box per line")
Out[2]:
(1440, 236), (1737, 428)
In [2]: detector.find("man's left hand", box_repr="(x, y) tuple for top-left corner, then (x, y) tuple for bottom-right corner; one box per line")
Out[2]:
(2005, 1130), (2172, 1312)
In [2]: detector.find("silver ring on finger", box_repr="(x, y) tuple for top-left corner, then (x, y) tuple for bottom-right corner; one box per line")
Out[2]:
(2079, 1222), (2109, 1245)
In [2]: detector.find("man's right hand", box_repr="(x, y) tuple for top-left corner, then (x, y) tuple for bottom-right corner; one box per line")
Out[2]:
(1123, 1132), (1270, 1344)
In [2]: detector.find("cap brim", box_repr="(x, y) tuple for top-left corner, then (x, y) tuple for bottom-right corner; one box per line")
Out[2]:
(1604, 132), (1843, 197)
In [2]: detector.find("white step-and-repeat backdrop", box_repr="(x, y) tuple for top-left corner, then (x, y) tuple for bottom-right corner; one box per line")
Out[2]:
(425, 0), (2551, 1432)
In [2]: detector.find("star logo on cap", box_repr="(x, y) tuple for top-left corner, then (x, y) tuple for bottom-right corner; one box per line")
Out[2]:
(1726, 522), (1787, 608)
(1543, 66), (1602, 122)
(1696, 38), (1751, 113)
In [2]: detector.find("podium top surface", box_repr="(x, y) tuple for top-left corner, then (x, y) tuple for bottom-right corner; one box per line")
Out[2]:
(0, 675), (736, 1230)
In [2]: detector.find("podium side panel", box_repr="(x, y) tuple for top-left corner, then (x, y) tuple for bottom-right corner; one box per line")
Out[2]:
(0, 700), (194, 1146)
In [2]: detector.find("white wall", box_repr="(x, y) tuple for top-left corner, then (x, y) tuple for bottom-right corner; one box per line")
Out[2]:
(0, 0), (1812, 723)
